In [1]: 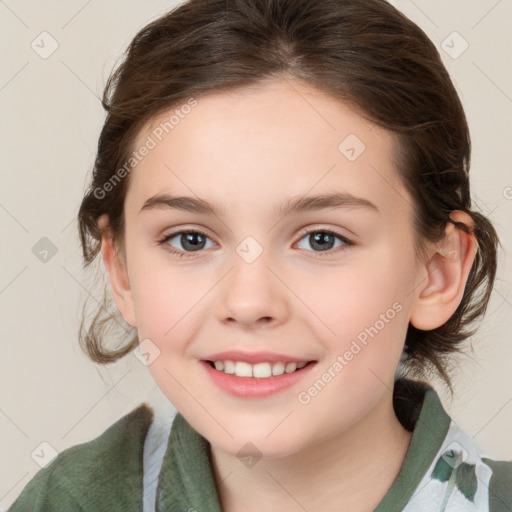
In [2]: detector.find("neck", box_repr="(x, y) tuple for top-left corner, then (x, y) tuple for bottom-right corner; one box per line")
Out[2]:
(210, 391), (413, 512)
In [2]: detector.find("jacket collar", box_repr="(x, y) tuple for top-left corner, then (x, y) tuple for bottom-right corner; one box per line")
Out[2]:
(156, 412), (222, 511)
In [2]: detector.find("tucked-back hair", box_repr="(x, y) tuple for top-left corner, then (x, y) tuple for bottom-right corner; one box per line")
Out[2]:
(77, 0), (499, 391)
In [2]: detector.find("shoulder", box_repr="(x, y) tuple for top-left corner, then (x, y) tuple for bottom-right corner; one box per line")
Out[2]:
(432, 421), (512, 511)
(482, 457), (512, 511)
(7, 403), (154, 512)
(436, 420), (512, 511)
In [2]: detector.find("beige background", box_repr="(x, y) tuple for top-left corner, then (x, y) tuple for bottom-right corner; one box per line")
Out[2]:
(1, 0), (511, 508)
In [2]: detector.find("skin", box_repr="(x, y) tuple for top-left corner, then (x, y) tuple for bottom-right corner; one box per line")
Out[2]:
(99, 77), (477, 511)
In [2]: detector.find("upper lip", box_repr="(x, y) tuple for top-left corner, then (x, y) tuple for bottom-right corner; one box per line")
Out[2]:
(203, 350), (315, 364)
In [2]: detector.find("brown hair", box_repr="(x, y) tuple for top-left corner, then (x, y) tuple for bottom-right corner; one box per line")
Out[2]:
(77, 0), (499, 391)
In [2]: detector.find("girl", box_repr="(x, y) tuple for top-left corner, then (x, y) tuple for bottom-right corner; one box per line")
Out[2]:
(8, 0), (511, 510)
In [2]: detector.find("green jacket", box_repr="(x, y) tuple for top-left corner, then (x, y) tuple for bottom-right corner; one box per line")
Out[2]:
(7, 379), (512, 511)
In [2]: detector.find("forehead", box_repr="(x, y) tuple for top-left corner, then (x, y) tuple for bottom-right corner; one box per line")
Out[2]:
(127, 79), (411, 220)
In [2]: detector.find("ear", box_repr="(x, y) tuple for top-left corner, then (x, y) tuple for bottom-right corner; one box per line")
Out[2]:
(98, 214), (137, 328)
(410, 211), (478, 330)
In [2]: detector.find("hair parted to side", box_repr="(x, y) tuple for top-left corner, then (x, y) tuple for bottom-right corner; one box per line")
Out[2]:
(77, 0), (499, 391)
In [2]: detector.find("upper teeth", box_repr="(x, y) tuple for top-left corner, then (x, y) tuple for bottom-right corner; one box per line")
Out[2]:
(213, 360), (308, 379)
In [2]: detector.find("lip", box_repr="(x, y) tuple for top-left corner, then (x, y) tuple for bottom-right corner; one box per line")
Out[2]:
(200, 359), (317, 399)
(202, 350), (313, 365)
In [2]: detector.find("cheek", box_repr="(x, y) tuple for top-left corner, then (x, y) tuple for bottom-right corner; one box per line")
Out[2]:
(293, 259), (414, 436)
(309, 248), (415, 385)
(128, 264), (206, 409)
(320, 257), (411, 338)
(128, 253), (201, 346)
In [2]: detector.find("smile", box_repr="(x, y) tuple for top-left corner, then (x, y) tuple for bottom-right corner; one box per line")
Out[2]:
(200, 358), (317, 399)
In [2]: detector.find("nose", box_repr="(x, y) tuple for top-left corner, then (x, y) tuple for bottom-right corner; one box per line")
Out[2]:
(216, 253), (289, 330)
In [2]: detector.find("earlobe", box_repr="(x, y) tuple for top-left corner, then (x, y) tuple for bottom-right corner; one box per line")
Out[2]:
(410, 211), (478, 331)
(98, 215), (137, 328)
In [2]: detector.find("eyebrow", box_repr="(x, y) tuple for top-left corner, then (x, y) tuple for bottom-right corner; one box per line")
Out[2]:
(139, 191), (380, 217)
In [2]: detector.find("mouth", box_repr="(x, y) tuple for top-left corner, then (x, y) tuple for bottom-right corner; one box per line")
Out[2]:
(200, 350), (318, 398)
(204, 359), (316, 379)
(201, 358), (317, 398)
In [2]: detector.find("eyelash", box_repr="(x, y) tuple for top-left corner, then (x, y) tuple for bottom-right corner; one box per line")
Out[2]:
(158, 228), (354, 259)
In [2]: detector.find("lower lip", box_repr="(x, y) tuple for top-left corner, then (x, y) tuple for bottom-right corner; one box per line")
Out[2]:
(200, 360), (316, 399)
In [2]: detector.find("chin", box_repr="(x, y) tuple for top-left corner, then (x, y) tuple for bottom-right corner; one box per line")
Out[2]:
(208, 428), (308, 461)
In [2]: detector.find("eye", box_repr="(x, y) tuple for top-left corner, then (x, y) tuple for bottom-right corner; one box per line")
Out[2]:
(158, 227), (354, 259)
(158, 229), (215, 258)
(295, 228), (353, 257)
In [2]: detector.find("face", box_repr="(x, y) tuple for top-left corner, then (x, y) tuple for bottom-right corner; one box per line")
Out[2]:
(116, 78), (426, 458)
